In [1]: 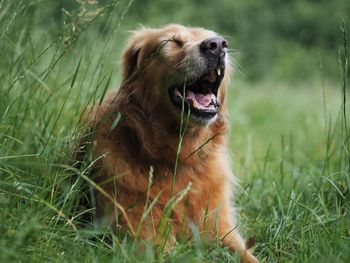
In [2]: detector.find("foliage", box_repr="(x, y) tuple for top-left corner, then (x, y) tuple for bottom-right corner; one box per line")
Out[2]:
(22, 0), (350, 81)
(0, 1), (349, 262)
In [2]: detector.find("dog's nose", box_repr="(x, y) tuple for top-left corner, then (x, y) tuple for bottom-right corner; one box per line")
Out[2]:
(200, 37), (228, 58)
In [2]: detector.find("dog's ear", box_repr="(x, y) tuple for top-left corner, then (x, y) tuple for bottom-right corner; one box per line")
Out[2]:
(122, 46), (140, 80)
(122, 29), (159, 81)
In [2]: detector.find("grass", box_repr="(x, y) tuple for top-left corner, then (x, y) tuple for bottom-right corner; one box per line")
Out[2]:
(0, 1), (349, 262)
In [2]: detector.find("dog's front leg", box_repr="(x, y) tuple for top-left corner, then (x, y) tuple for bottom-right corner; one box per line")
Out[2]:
(215, 206), (259, 263)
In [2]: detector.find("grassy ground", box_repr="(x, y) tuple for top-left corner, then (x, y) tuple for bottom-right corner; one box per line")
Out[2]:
(1, 1), (349, 262)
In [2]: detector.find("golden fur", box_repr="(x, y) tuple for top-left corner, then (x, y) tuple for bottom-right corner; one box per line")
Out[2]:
(85, 24), (258, 262)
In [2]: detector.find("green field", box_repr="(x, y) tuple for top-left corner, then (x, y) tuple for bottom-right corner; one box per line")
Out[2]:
(1, 1), (349, 262)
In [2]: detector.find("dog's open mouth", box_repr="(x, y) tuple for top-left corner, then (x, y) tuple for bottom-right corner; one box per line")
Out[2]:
(169, 66), (224, 121)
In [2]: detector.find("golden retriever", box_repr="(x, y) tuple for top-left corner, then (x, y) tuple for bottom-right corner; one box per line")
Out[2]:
(85, 24), (258, 262)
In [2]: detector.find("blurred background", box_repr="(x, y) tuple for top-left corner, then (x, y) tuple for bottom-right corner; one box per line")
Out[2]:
(5, 0), (349, 82)
(1, 1), (350, 262)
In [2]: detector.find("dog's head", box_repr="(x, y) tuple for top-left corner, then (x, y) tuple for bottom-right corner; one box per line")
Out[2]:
(121, 24), (231, 126)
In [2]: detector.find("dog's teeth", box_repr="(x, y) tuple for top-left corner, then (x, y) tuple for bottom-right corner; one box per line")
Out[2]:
(216, 67), (221, 76)
(175, 89), (183, 98)
(208, 70), (217, 83)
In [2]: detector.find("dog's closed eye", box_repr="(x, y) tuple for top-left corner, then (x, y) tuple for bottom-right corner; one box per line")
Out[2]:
(172, 38), (184, 48)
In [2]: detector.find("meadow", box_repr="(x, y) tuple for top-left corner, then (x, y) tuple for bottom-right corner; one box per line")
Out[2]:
(0, 1), (349, 262)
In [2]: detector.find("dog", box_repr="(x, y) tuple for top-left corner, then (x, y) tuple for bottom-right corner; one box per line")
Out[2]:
(84, 24), (258, 262)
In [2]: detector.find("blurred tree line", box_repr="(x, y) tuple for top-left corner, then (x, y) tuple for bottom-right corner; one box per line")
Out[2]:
(4, 0), (350, 82)
(127, 0), (350, 82)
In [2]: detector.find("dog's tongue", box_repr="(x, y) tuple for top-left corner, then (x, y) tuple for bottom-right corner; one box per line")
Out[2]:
(186, 90), (213, 108)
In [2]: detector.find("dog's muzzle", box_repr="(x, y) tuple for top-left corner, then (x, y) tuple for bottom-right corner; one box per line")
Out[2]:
(168, 36), (228, 125)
